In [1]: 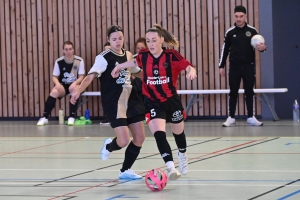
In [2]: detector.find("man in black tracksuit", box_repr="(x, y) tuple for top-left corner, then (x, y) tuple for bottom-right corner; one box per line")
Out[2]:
(219, 5), (267, 127)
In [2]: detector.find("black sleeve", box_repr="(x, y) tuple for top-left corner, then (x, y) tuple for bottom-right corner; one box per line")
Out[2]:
(219, 32), (231, 68)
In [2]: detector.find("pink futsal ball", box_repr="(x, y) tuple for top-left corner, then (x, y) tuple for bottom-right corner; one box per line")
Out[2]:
(145, 168), (167, 191)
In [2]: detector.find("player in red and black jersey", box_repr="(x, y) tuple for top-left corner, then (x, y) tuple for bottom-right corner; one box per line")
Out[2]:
(112, 24), (197, 181)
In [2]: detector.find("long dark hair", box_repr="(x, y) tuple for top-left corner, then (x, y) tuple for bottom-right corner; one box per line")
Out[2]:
(146, 24), (179, 48)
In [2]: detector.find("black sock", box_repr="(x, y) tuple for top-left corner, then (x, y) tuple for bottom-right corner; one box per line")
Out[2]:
(106, 137), (122, 152)
(43, 96), (56, 118)
(154, 131), (173, 163)
(173, 131), (187, 153)
(120, 142), (141, 172)
(69, 99), (78, 118)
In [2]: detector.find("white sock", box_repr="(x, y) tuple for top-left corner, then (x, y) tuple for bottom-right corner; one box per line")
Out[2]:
(166, 161), (175, 169)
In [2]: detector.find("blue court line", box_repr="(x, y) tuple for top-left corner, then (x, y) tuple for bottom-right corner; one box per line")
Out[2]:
(106, 194), (139, 200)
(285, 142), (300, 145)
(278, 190), (300, 200)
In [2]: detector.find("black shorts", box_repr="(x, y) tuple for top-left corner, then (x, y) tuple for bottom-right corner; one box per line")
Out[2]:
(62, 84), (71, 95)
(57, 84), (71, 99)
(144, 95), (186, 124)
(109, 114), (144, 129)
(103, 86), (145, 129)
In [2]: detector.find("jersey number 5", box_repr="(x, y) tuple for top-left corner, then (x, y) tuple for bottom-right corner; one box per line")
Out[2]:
(150, 109), (156, 117)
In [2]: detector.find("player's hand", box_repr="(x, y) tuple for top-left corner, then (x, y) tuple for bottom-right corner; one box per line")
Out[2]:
(256, 42), (266, 51)
(70, 91), (80, 105)
(219, 68), (225, 77)
(186, 66), (197, 80)
(111, 65), (120, 78)
(186, 71), (197, 80)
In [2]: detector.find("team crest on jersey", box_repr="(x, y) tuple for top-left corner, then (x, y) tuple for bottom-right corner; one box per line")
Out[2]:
(163, 62), (169, 68)
(245, 31), (251, 37)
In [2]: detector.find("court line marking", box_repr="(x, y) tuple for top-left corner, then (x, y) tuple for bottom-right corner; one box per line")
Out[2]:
(0, 195), (76, 198)
(0, 137), (87, 157)
(2, 169), (300, 172)
(33, 137), (221, 187)
(48, 137), (274, 199)
(187, 138), (279, 165)
(248, 178), (300, 199)
(108, 137), (279, 187)
(0, 152), (299, 155)
(278, 189), (300, 200)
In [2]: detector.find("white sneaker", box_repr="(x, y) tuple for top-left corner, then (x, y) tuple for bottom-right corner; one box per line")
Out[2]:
(167, 167), (181, 180)
(247, 116), (263, 126)
(37, 117), (48, 126)
(177, 152), (188, 175)
(100, 138), (112, 160)
(222, 117), (236, 127)
(67, 117), (75, 126)
(119, 169), (142, 180)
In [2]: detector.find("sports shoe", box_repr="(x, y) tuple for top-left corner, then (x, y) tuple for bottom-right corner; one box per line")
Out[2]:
(99, 117), (110, 125)
(67, 117), (75, 126)
(167, 167), (181, 180)
(222, 117), (236, 127)
(100, 138), (112, 160)
(177, 152), (188, 175)
(37, 117), (48, 126)
(247, 116), (263, 126)
(119, 169), (142, 180)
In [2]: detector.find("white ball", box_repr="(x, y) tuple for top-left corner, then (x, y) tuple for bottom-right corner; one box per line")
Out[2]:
(251, 34), (265, 48)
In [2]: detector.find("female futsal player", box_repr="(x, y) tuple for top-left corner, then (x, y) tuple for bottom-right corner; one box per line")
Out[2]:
(71, 25), (145, 180)
(111, 24), (197, 180)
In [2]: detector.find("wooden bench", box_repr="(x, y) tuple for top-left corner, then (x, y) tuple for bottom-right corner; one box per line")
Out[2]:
(79, 88), (288, 121)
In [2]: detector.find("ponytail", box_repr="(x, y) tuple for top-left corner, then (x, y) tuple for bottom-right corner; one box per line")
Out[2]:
(146, 24), (179, 48)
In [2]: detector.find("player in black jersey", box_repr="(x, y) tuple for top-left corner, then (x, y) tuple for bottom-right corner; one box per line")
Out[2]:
(71, 25), (145, 180)
(99, 42), (111, 125)
(37, 41), (85, 126)
(111, 24), (197, 181)
(219, 6), (266, 127)
(131, 38), (147, 104)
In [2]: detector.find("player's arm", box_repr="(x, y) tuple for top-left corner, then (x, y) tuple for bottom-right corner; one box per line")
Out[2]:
(185, 65), (197, 80)
(76, 74), (95, 94)
(111, 58), (139, 78)
(52, 61), (64, 90)
(170, 49), (197, 80)
(219, 33), (231, 77)
(70, 55), (106, 104)
(126, 51), (143, 78)
(75, 59), (85, 84)
(52, 76), (60, 86)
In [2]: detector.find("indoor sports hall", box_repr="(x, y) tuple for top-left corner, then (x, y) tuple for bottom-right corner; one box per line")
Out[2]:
(0, 0), (299, 199)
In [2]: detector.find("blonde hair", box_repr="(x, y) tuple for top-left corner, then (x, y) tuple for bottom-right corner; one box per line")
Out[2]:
(146, 24), (179, 48)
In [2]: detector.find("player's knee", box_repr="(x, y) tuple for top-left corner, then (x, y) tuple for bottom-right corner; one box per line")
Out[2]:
(134, 134), (145, 146)
(117, 138), (130, 148)
(50, 90), (59, 98)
